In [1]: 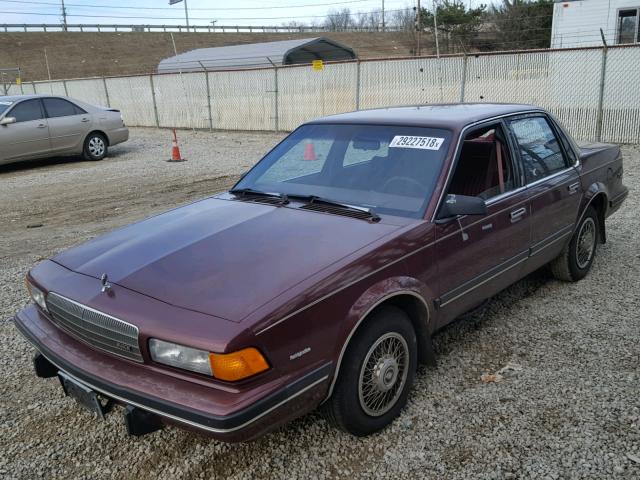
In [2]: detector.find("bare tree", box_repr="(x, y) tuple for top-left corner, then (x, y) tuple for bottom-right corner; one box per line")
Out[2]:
(324, 8), (353, 31)
(353, 10), (382, 30)
(388, 7), (415, 31)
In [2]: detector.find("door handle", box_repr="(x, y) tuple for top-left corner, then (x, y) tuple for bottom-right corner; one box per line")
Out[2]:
(568, 182), (580, 194)
(36, 123), (47, 128)
(81, 118), (90, 122)
(510, 207), (527, 221)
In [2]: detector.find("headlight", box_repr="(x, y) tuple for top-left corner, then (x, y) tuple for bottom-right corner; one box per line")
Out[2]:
(149, 339), (212, 375)
(149, 339), (269, 381)
(25, 277), (48, 312)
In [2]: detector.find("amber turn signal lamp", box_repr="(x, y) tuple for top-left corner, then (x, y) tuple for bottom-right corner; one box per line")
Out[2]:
(209, 347), (269, 382)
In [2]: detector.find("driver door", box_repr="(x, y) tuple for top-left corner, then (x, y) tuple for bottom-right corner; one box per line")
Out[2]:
(433, 121), (530, 321)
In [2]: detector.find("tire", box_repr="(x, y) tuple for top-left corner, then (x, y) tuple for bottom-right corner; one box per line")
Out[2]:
(323, 305), (417, 436)
(83, 133), (108, 161)
(550, 206), (599, 282)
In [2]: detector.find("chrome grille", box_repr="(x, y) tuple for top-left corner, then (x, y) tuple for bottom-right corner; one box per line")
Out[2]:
(46, 292), (143, 362)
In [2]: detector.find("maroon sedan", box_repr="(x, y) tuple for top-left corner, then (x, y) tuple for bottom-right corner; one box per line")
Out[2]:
(15, 104), (628, 441)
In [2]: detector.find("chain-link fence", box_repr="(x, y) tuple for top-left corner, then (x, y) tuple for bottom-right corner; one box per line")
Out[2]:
(4, 44), (640, 143)
(0, 67), (21, 95)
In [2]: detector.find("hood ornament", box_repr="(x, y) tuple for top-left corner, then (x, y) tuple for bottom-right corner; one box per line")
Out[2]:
(100, 274), (112, 293)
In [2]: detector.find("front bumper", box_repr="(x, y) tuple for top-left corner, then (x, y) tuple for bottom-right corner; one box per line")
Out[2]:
(14, 306), (330, 442)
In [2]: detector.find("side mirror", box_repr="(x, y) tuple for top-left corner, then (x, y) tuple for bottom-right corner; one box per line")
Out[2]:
(436, 194), (487, 222)
(0, 117), (16, 126)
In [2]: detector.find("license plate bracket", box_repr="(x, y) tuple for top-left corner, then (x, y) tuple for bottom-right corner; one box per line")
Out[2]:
(58, 372), (110, 419)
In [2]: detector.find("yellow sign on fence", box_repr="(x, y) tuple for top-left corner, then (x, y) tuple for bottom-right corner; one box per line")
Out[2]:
(312, 60), (324, 71)
(16, 77), (21, 85)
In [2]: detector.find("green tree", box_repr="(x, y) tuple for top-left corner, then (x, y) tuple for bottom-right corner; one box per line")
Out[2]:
(420, 1), (486, 53)
(488, 0), (553, 50)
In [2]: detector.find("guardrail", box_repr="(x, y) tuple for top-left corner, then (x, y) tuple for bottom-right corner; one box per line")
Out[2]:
(0, 23), (406, 33)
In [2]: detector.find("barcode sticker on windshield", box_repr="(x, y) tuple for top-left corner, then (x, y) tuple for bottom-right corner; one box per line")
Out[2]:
(389, 136), (444, 150)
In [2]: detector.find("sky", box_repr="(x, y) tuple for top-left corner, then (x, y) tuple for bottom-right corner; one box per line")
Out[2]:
(0, 0), (489, 28)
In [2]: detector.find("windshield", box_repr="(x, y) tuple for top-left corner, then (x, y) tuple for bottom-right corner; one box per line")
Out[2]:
(235, 124), (451, 219)
(0, 101), (13, 116)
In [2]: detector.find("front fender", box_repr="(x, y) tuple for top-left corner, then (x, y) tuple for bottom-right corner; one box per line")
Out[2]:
(324, 276), (436, 402)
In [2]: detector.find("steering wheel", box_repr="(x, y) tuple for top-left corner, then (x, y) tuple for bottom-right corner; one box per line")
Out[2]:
(521, 145), (551, 177)
(381, 176), (425, 196)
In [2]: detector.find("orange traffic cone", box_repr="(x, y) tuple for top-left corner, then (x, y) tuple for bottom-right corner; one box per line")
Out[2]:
(167, 128), (186, 162)
(303, 142), (317, 161)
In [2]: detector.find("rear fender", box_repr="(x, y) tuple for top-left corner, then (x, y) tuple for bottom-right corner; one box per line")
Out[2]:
(577, 182), (608, 243)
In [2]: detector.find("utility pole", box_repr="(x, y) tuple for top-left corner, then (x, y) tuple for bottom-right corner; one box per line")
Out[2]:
(416, 0), (421, 56)
(184, 0), (190, 31)
(382, 0), (385, 32)
(433, 0), (440, 58)
(61, 0), (67, 31)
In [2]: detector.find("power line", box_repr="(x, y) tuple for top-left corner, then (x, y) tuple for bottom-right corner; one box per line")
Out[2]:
(0, 0), (393, 11)
(0, 7), (408, 21)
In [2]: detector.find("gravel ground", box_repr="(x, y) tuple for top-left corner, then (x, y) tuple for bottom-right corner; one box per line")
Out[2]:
(0, 128), (638, 480)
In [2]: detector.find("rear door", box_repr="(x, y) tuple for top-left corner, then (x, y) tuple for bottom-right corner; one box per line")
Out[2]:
(0, 99), (50, 163)
(506, 115), (582, 262)
(43, 97), (92, 154)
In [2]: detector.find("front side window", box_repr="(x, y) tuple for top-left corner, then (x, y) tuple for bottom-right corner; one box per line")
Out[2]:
(235, 124), (452, 219)
(0, 100), (13, 117)
(509, 116), (568, 183)
(8, 99), (44, 123)
(448, 124), (516, 200)
(43, 98), (85, 118)
(618, 9), (639, 44)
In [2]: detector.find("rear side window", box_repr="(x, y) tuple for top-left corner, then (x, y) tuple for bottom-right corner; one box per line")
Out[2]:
(509, 116), (568, 183)
(43, 98), (86, 118)
(9, 99), (44, 123)
(551, 119), (577, 165)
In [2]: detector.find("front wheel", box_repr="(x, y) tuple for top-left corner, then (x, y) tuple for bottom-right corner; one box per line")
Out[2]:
(83, 133), (108, 161)
(322, 306), (417, 436)
(550, 206), (599, 282)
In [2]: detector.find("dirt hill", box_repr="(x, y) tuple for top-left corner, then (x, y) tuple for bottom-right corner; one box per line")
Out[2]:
(0, 32), (420, 81)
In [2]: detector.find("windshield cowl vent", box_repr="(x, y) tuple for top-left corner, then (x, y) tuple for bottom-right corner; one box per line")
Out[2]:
(299, 203), (377, 222)
(234, 195), (285, 206)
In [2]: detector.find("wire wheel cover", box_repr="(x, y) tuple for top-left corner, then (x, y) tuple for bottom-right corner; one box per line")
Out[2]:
(576, 217), (596, 269)
(358, 332), (409, 417)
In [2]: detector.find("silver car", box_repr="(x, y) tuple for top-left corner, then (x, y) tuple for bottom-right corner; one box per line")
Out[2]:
(0, 95), (129, 166)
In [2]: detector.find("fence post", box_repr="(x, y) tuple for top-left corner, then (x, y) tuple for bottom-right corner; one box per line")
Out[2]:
(459, 54), (467, 102)
(595, 44), (608, 142)
(204, 70), (213, 131)
(149, 74), (160, 128)
(273, 65), (279, 132)
(102, 76), (111, 107)
(62, 79), (69, 96)
(355, 59), (361, 110)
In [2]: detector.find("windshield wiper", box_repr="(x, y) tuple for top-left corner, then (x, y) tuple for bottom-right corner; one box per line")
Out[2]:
(288, 194), (381, 222)
(229, 188), (289, 204)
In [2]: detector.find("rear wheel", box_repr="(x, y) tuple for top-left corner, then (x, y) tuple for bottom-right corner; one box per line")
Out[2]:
(550, 206), (599, 282)
(323, 306), (417, 436)
(83, 133), (108, 161)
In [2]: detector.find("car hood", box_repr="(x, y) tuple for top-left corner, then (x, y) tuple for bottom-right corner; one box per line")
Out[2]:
(53, 197), (402, 321)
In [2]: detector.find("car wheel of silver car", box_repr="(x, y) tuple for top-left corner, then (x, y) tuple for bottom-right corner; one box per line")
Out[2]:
(322, 305), (417, 436)
(83, 133), (108, 161)
(550, 206), (599, 282)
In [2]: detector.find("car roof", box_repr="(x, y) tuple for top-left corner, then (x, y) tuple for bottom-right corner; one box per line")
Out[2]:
(0, 94), (48, 102)
(307, 103), (545, 130)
